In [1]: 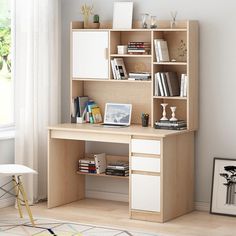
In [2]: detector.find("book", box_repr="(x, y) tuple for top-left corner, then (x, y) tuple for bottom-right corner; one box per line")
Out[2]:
(78, 96), (89, 118)
(180, 74), (187, 97)
(156, 73), (164, 96)
(111, 60), (117, 79)
(79, 158), (95, 164)
(94, 153), (106, 174)
(91, 107), (102, 123)
(161, 73), (170, 96)
(165, 72), (180, 96)
(157, 40), (170, 62)
(114, 58), (128, 79)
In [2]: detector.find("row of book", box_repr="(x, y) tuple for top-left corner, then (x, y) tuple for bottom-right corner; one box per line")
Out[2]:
(71, 97), (102, 123)
(154, 39), (170, 62)
(78, 153), (129, 177)
(155, 120), (187, 130)
(128, 42), (151, 55)
(155, 72), (187, 97)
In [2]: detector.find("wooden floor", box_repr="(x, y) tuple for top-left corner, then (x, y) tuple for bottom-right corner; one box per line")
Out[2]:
(1, 199), (236, 236)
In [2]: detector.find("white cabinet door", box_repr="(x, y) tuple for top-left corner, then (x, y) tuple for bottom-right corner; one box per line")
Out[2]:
(131, 174), (160, 212)
(73, 31), (109, 79)
(131, 139), (161, 155)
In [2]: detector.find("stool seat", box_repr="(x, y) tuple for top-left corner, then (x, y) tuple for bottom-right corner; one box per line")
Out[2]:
(0, 164), (37, 176)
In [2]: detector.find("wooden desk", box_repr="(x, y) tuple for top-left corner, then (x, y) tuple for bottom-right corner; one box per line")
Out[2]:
(48, 123), (194, 222)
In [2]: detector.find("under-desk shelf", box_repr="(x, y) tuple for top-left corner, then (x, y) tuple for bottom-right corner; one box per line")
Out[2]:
(76, 171), (129, 179)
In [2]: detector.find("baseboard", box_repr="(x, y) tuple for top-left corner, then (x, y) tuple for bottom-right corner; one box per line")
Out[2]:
(0, 197), (15, 208)
(194, 201), (210, 212)
(86, 190), (129, 202)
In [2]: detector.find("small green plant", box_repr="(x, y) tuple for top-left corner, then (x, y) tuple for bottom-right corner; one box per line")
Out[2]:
(178, 40), (187, 61)
(93, 14), (99, 23)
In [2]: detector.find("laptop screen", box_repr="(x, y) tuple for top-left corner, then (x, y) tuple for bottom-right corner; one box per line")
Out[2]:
(104, 103), (132, 125)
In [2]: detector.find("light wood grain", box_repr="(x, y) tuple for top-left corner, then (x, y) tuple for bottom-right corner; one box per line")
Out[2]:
(162, 132), (194, 221)
(48, 130), (85, 208)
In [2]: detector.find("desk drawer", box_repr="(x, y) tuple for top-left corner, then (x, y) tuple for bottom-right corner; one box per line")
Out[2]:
(131, 156), (160, 172)
(131, 139), (161, 155)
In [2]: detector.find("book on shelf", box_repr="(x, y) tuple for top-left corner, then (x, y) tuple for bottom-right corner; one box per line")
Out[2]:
(128, 42), (151, 55)
(78, 158), (96, 173)
(154, 72), (180, 97)
(113, 58), (128, 80)
(165, 72), (180, 96)
(154, 120), (187, 130)
(128, 72), (151, 81)
(94, 153), (106, 174)
(154, 39), (170, 62)
(91, 107), (102, 123)
(111, 60), (117, 79)
(105, 161), (129, 176)
(180, 74), (188, 97)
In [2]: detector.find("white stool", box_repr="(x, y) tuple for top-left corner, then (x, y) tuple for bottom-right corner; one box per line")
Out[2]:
(0, 164), (37, 225)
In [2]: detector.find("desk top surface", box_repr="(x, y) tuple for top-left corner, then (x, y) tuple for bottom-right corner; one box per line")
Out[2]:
(48, 123), (190, 138)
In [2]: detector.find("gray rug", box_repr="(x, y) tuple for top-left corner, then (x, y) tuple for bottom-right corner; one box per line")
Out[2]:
(0, 218), (160, 236)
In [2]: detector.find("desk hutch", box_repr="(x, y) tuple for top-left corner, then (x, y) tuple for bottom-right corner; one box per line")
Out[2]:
(48, 20), (198, 222)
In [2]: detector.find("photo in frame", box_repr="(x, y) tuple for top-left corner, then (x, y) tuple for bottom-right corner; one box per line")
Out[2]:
(112, 2), (133, 29)
(210, 157), (236, 216)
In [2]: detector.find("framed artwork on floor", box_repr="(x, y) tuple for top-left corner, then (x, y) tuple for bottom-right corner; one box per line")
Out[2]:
(210, 157), (236, 216)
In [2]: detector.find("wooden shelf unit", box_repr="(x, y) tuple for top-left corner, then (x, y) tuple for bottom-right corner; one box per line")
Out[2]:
(70, 20), (198, 130)
(76, 171), (129, 179)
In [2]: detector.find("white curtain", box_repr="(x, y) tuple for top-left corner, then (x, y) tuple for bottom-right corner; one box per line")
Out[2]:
(14, 0), (61, 203)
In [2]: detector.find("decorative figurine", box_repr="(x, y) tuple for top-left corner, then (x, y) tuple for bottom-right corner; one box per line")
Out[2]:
(170, 106), (178, 122)
(160, 103), (168, 121)
(81, 4), (93, 28)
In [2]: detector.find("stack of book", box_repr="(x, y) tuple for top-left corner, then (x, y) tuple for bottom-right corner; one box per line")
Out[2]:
(154, 120), (187, 130)
(128, 72), (151, 81)
(155, 72), (180, 97)
(111, 58), (128, 80)
(128, 42), (151, 55)
(154, 39), (170, 62)
(78, 158), (96, 174)
(105, 161), (129, 177)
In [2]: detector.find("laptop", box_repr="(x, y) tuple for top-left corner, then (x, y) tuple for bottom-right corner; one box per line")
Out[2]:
(102, 103), (132, 127)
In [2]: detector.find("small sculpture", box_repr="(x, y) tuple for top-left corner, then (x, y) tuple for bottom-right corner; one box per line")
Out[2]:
(81, 4), (93, 28)
(160, 103), (168, 121)
(170, 106), (178, 122)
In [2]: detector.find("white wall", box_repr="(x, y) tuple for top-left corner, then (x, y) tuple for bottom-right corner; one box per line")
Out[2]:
(61, 0), (236, 204)
(0, 139), (15, 207)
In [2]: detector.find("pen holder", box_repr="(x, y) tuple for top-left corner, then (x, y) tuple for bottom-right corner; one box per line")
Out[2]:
(141, 114), (149, 127)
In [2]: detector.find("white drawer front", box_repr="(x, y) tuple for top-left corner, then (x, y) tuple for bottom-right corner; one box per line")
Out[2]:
(131, 156), (160, 172)
(131, 139), (160, 155)
(131, 174), (160, 212)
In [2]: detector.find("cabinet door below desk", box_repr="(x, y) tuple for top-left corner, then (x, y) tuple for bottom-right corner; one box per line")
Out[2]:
(131, 174), (160, 212)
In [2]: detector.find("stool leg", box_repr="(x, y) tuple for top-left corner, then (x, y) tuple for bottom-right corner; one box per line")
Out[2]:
(17, 176), (35, 226)
(12, 176), (23, 218)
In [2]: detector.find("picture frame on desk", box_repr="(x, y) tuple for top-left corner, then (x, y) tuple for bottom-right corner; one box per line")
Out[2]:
(210, 157), (236, 216)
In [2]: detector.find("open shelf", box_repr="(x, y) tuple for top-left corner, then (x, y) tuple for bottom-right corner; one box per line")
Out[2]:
(76, 171), (129, 179)
(153, 96), (187, 100)
(72, 78), (152, 83)
(153, 62), (187, 65)
(110, 54), (151, 58)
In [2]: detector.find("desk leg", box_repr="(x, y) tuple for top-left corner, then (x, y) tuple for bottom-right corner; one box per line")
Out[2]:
(48, 134), (85, 208)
